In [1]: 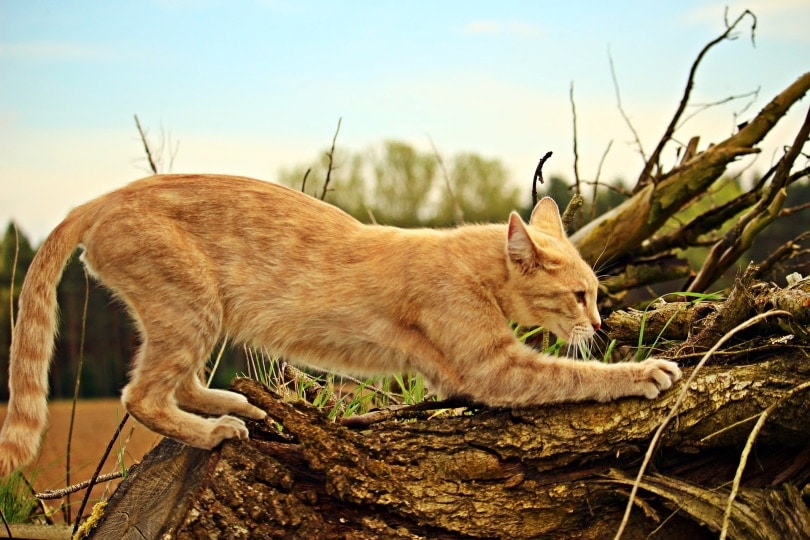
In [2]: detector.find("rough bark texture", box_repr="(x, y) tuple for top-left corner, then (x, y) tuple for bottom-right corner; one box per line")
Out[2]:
(88, 347), (810, 538)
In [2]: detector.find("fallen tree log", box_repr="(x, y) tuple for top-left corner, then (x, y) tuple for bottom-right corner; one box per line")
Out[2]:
(88, 344), (810, 539)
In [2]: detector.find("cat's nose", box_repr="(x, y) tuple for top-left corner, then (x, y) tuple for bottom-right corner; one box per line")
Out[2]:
(592, 322), (601, 332)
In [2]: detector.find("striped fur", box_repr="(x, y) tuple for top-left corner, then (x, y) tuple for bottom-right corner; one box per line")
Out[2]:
(0, 174), (681, 476)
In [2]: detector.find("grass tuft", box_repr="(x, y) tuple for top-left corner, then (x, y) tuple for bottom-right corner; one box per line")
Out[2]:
(0, 472), (37, 524)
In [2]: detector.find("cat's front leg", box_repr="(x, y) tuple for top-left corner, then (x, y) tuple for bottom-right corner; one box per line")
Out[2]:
(599, 357), (682, 401)
(444, 343), (682, 406)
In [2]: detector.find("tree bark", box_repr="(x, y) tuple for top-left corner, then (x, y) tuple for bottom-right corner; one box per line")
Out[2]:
(89, 347), (810, 539)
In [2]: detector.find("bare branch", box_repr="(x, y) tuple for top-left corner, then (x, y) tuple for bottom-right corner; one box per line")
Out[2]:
(608, 47), (646, 169)
(320, 117), (342, 201)
(134, 114), (159, 175)
(532, 151), (553, 205)
(72, 412), (131, 536)
(572, 71), (810, 268)
(636, 10), (757, 187)
(428, 134), (464, 225)
(688, 104), (810, 292)
(676, 87), (760, 131)
(36, 470), (130, 500)
(590, 140), (614, 221)
(755, 232), (810, 281)
(569, 81), (582, 195)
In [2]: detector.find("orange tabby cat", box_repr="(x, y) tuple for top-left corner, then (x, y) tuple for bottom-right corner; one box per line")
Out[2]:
(0, 174), (681, 476)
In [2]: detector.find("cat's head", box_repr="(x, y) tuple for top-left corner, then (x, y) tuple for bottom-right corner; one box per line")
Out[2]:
(503, 197), (601, 344)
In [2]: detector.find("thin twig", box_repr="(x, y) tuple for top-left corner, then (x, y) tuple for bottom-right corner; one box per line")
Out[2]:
(36, 470), (130, 500)
(608, 47), (646, 168)
(72, 412), (131, 536)
(590, 140), (614, 221)
(677, 88), (760, 131)
(756, 232), (810, 279)
(569, 81), (582, 195)
(532, 151), (553, 205)
(300, 168), (311, 195)
(64, 268), (90, 524)
(321, 117), (342, 201)
(781, 200), (810, 218)
(133, 114), (158, 175)
(428, 134), (464, 225)
(613, 309), (790, 540)
(719, 380), (810, 539)
(0, 508), (9, 539)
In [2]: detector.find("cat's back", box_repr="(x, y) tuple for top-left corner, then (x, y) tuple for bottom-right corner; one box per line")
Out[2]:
(88, 174), (359, 235)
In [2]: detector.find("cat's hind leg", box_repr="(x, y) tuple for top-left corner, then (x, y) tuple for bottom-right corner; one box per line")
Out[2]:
(121, 337), (252, 449)
(175, 373), (266, 420)
(117, 282), (256, 448)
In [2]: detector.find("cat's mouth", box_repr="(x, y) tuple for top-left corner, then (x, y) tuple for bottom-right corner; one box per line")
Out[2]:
(565, 323), (595, 345)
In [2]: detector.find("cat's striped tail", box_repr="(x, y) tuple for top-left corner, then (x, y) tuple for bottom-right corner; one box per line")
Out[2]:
(0, 202), (97, 477)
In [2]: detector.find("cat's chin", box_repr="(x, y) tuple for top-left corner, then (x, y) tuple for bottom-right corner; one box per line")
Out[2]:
(564, 324), (596, 345)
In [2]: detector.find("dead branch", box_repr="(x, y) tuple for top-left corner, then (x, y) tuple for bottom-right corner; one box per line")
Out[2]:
(571, 71), (810, 269)
(320, 117), (342, 201)
(614, 309), (788, 539)
(134, 114), (158, 175)
(636, 9), (756, 187)
(608, 47), (646, 169)
(560, 194), (583, 232)
(299, 167), (311, 194)
(569, 82), (582, 195)
(428, 135), (464, 225)
(590, 139), (615, 221)
(531, 151), (553, 205)
(36, 470), (130, 500)
(688, 104), (810, 292)
(91, 349), (810, 539)
(756, 232), (810, 279)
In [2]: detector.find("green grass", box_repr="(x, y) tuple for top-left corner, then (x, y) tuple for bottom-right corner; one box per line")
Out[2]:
(0, 472), (37, 524)
(243, 348), (432, 419)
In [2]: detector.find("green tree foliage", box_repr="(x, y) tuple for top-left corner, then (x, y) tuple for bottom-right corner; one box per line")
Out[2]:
(438, 153), (520, 225)
(279, 140), (524, 226)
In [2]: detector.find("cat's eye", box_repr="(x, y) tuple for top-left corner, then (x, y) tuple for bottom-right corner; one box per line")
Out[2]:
(574, 291), (587, 306)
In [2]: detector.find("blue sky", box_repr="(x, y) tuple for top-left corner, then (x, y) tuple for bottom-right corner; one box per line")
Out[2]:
(1, 0), (808, 242)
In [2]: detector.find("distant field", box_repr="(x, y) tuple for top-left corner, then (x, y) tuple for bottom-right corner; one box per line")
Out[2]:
(0, 399), (160, 523)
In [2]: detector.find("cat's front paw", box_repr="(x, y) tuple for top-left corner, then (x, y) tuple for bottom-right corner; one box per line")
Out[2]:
(208, 415), (250, 447)
(635, 358), (682, 399)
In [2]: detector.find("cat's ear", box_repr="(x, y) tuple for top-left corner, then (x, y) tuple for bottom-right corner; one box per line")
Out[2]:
(507, 212), (539, 268)
(528, 197), (565, 239)
(508, 211), (564, 271)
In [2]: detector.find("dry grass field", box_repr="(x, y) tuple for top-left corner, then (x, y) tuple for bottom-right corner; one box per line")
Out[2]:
(0, 399), (160, 524)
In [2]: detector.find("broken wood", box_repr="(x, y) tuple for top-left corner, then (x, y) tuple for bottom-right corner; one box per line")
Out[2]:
(88, 344), (810, 538)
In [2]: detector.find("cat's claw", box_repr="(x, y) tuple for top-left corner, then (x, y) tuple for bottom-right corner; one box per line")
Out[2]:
(637, 358), (682, 399)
